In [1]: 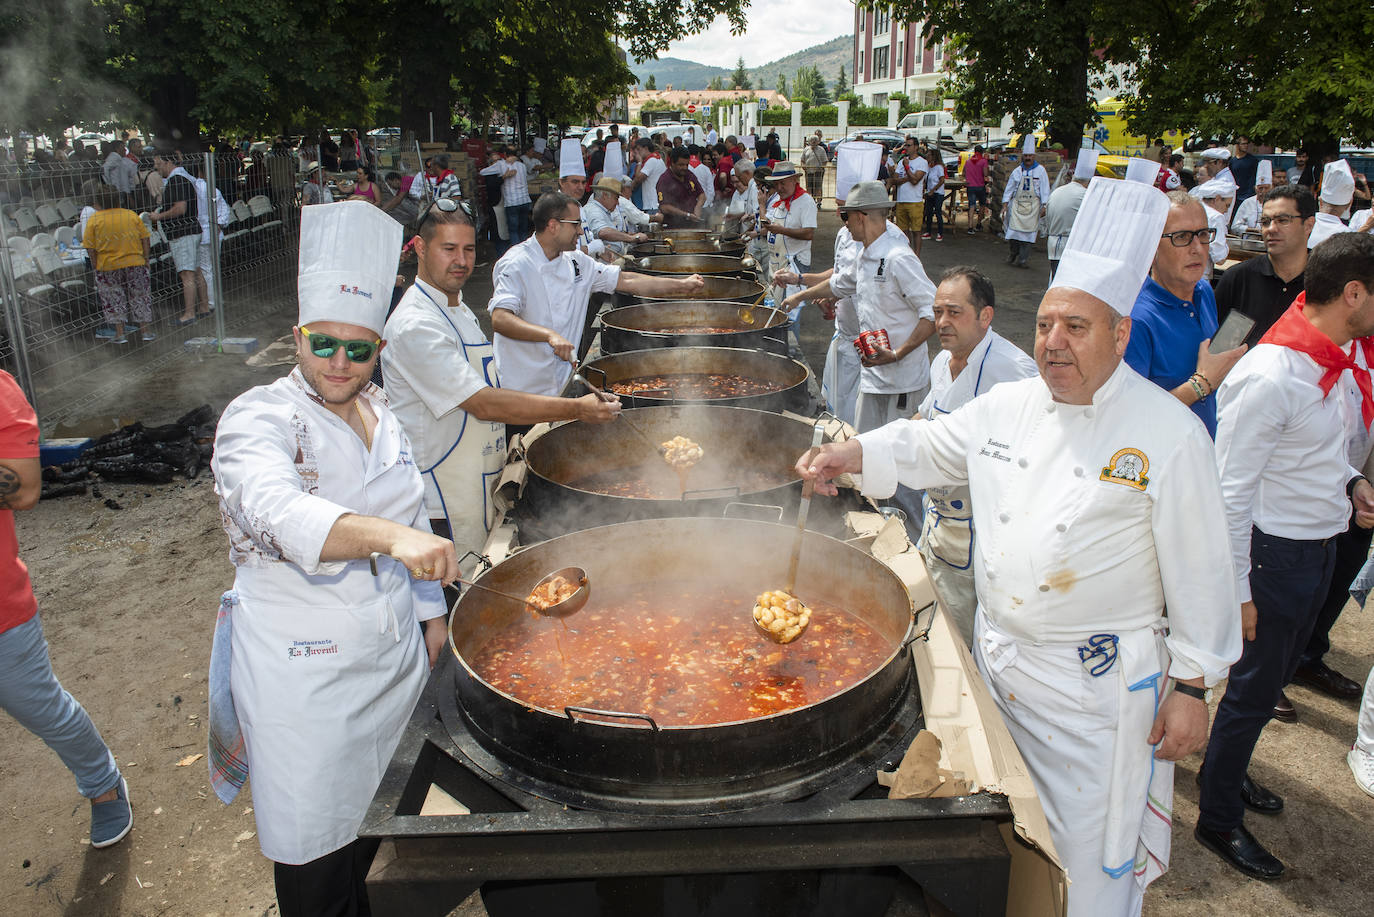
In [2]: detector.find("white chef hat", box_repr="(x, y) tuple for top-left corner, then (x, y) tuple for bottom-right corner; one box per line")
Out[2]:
(1256, 159), (1273, 185)
(559, 138), (585, 179)
(834, 140), (884, 204)
(297, 201), (401, 336)
(1124, 157), (1161, 185)
(1200, 147), (1231, 161)
(1073, 150), (1099, 181)
(1022, 135), (1036, 156)
(1050, 177), (1170, 315)
(1194, 176), (1238, 200)
(603, 141), (625, 179)
(1321, 159), (1356, 206)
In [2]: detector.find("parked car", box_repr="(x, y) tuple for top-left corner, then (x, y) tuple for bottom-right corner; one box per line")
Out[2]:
(895, 110), (987, 148)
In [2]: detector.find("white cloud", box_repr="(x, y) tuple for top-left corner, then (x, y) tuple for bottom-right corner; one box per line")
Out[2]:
(658, 2), (855, 70)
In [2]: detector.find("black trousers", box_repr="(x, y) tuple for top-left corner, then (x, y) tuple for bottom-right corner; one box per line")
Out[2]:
(1198, 528), (1336, 831)
(1297, 508), (1373, 669)
(1008, 239), (1031, 264)
(274, 838), (380, 917)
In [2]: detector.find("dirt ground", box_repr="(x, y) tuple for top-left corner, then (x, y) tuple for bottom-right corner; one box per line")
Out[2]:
(4, 209), (1372, 917)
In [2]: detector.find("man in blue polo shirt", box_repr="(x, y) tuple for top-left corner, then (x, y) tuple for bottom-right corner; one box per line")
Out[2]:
(1126, 191), (1248, 436)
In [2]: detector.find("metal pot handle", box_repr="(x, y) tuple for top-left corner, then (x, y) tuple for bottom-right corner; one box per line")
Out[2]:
(762, 331), (787, 349)
(681, 485), (742, 502)
(584, 364), (610, 390)
(723, 501), (785, 523)
(900, 600), (938, 649)
(458, 550), (494, 574)
(564, 706), (660, 731)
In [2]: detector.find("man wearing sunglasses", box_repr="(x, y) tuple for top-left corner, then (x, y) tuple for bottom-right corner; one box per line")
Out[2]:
(1126, 191), (1249, 438)
(382, 201), (620, 564)
(490, 191), (705, 404)
(210, 201), (456, 917)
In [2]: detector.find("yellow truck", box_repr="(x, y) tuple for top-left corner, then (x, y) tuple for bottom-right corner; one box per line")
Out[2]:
(1089, 98), (1184, 157)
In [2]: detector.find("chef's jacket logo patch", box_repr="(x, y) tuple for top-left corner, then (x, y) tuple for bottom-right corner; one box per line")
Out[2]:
(1100, 448), (1149, 490)
(874, 258), (887, 282)
(287, 639), (340, 660)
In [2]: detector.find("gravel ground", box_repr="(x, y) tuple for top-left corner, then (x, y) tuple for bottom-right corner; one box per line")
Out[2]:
(3, 207), (1371, 916)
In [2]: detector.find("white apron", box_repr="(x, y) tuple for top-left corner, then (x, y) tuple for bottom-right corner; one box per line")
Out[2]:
(422, 298), (506, 560)
(231, 560), (426, 864)
(1008, 185), (1041, 236)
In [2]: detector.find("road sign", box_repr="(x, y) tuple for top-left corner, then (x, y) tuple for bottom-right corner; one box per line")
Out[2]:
(703, 104), (712, 114)
(687, 103), (697, 113)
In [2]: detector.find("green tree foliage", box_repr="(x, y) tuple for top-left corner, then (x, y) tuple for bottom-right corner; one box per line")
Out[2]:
(792, 65), (830, 106)
(877, 0), (1134, 158)
(645, 74), (658, 90)
(776, 73), (787, 96)
(1119, 0), (1374, 153)
(834, 65), (848, 98)
(731, 57), (752, 91)
(0, 4), (123, 139)
(706, 75), (728, 91)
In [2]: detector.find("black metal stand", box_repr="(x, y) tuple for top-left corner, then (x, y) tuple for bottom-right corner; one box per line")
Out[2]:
(363, 656), (1012, 917)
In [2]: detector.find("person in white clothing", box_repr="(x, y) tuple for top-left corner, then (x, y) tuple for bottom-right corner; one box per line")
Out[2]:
(727, 159), (768, 266)
(209, 201), (459, 916)
(889, 138), (928, 253)
(490, 192), (705, 409)
(1001, 136), (1051, 269)
(630, 138), (667, 215)
(1198, 232), (1374, 881)
(617, 178), (657, 230)
(758, 162), (818, 356)
(582, 176), (649, 257)
(690, 152), (715, 207)
(1230, 160), (1273, 234)
(1045, 151), (1095, 281)
(1307, 158), (1358, 249)
(381, 203), (620, 563)
(915, 266), (1036, 643)
(794, 177), (1240, 917)
(1191, 177), (1235, 274)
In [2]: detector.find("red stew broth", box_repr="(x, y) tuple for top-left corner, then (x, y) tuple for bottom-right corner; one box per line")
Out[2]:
(467, 581), (894, 726)
(609, 373), (784, 399)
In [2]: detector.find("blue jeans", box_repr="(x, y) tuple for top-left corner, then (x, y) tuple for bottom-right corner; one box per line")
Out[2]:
(505, 202), (532, 242)
(1198, 528), (1336, 831)
(0, 615), (120, 798)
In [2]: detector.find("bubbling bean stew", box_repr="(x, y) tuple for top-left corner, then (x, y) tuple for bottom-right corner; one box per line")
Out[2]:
(609, 373), (785, 400)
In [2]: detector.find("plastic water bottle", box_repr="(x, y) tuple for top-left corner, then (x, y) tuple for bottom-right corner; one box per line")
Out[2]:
(764, 297), (775, 310)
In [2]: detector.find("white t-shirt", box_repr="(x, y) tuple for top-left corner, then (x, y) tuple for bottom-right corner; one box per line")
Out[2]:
(764, 189), (818, 265)
(489, 236), (620, 395)
(691, 163), (715, 205)
(892, 158), (926, 204)
(637, 156), (666, 210)
(925, 163), (946, 195)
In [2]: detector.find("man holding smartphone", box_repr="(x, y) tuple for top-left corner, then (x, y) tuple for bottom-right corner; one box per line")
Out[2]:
(1126, 191), (1248, 437)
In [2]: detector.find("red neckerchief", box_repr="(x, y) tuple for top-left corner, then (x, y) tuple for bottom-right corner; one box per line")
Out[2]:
(1260, 295), (1374, 427)
(770, 183), (806, 211)
(689, 155), (701, 167)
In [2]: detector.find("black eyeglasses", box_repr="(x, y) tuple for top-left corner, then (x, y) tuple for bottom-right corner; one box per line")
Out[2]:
(1160, 227), (1217, 247)
(1258, 214), (1301, 227)
(300, 326), (381, 363)
(417, 197), (461, 230)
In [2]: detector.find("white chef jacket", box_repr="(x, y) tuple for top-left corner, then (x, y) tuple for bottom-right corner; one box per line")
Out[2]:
(1216, 342), (1359, 603)
(764, 188), (818, 266)
(381, 278), (495, 516)
(892, 157), (926, 204)
(1200, 204), (1230, 270)
(691, 163), (715, 205)
(212, 368), (444, 864)
(1230, 195), (1263, 234)
(1001, 163), (1052, 243)
(828, 230), (936, 395)
(1044, 182), (1086, 261)
(857, 360), (1240, 683)
(490, 236), (620, 395)
(1308, 211), (1353, 249)
(617, 196), (653, 229)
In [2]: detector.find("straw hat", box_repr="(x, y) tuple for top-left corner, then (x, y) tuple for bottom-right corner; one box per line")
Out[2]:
(592, 175), (623, 195)
(764, 161), (800, 181)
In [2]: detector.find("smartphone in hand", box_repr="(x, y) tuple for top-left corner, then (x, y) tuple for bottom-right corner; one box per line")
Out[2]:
(1210, 311), (1256, 353)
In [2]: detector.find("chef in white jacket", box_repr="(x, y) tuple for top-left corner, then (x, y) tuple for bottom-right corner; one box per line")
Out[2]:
(1001, 135), (1052, 269)
(1230, 159), (1273, 234)
(795, 177), (1240, 917)
(210, 201), (459, 916)
(915, 266), (1036, 644)
(1308, 158), (1358, 249)
(381, 203), (619, 565)
(1190, 176), (1236, 273)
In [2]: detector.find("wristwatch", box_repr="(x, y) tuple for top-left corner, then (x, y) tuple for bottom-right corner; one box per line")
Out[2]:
(1172, 680), (1212, 703)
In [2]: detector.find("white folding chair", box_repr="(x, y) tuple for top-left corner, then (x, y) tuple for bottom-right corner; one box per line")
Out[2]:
(13, 208), (40, 235)
(55, 199), (82, 222)
(54, 226), (76, 249)
(35, 203), (64, 230)
(6, 236), (32, 258)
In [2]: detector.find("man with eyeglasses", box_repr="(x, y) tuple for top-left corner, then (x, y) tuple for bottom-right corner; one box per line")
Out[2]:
(490, 191), (705, 413)
(210, 201), (457, 917)
(1126, 191), (1249, 437)
(1216, 184), (1314, 347)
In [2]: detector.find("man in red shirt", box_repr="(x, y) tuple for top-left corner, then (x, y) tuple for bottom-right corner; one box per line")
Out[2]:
(657, 147), (706, 228)
(0, 372), (132, 848)
(962, 145), (990, 233)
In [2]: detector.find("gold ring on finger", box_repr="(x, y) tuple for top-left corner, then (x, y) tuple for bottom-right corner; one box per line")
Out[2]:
(410, 567), (425, 578)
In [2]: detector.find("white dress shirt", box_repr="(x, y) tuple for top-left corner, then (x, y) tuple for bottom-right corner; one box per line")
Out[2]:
(857, 361), (1240, 684)
(828, 230), (936, 395)
(617, 196), (653, 229)
(1216, 342), (1359, 603)
(381, 278), (494, 515)
(489, 236), (620, 395)
(1308, 211), (1353, 249)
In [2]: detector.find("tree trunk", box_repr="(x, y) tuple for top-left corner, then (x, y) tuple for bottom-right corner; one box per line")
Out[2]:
(147, 76), (202, 153)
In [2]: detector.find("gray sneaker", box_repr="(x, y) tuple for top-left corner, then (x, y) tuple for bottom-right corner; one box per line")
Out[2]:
(90, 777), (132, 848)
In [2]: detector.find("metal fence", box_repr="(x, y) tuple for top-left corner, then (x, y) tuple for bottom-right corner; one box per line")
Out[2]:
(0, 150), (302, 432)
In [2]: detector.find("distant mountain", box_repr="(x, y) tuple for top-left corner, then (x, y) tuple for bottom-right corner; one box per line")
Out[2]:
(630, 35), (852, 93)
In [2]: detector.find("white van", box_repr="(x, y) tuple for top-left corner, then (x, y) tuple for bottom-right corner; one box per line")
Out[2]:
(895, 110), (984, 148)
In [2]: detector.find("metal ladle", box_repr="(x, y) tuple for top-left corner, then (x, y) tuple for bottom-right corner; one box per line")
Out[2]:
(738, 285), (769, 326)
(369, 553), (590, 618)
(753, 424), (826, 645)
(569, 358), (666, 456)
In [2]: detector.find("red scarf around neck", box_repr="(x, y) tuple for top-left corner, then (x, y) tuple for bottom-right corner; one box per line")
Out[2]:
(770, 183), (806, 211)
(1259, 294), (1374, 428)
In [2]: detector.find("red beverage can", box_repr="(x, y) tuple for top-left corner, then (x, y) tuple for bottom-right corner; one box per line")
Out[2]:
(872, 328), (891, 352)
(853, 333), (872, 358)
